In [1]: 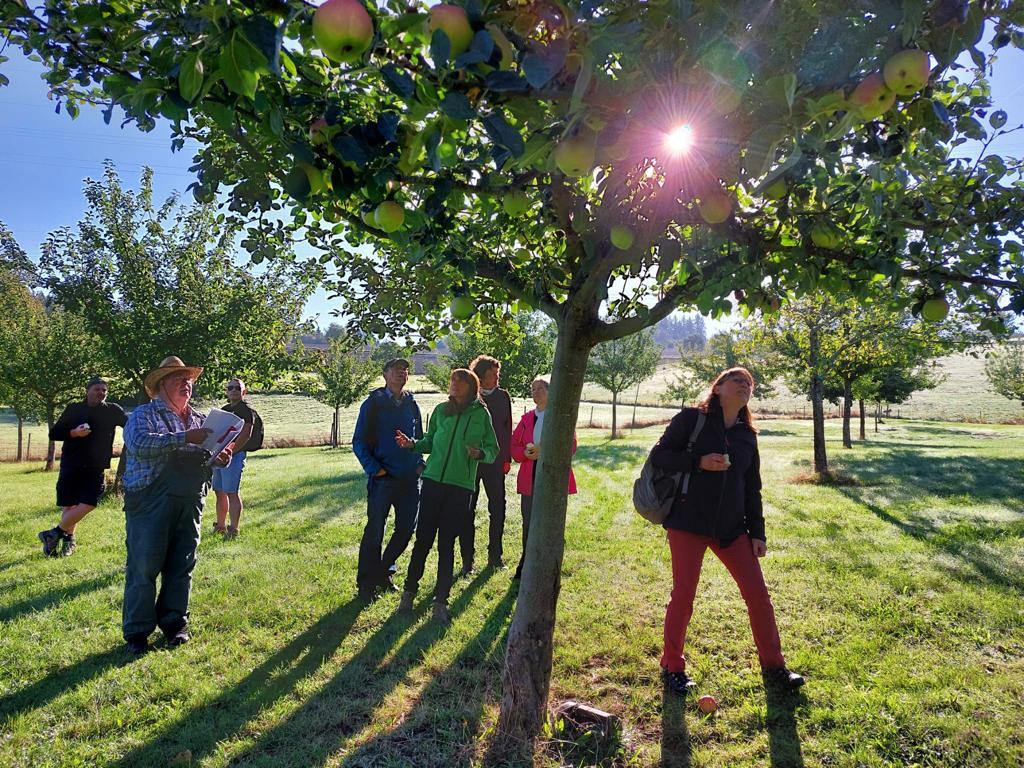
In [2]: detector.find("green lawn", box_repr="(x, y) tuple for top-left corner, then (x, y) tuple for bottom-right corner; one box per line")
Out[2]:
(2, 419), (1022, 767)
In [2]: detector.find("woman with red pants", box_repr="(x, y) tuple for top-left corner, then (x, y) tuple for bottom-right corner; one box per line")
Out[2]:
(650, 366), (804, 696)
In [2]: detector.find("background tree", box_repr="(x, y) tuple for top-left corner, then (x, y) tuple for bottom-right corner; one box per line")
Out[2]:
(0, 278), (101, 470)
(674, 328), (783, 400)
(856, 358), (946, 435)
(39, 164), (319, 399)
(0, 270), (44, 460)
(9, 0), (1024, 747)
(660, 349), (703, 410)
(0, 221), (37, 285)
(423, 311), (556, 397)
(985, 340), (1024, 407)
(651, 312), (706, 350)
(586, 329), (661, 437)
(309, 336), (380, 448)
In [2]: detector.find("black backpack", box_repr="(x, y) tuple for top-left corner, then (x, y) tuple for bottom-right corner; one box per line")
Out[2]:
(244, 407), (265, 452)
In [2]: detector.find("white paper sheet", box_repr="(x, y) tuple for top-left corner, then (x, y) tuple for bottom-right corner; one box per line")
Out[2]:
(201, 408), (244, 465)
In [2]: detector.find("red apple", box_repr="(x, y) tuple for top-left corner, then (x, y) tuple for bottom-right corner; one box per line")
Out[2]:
(850, 72), (895, 121)
(312, 0), (374, 65)
(427, 4), (474, 56)
(697, 695), (718, 713)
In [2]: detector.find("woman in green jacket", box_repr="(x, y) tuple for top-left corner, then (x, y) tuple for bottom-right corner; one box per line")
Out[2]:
(395, 368), (499, 623)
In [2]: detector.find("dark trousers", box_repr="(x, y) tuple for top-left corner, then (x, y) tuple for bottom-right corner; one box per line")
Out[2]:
(514, 494), (533, 577)
(357, 475), (419, 590)
(122, 465), (206, 640)
(404, 478), (473, 605)
(461, 461), (506, 567)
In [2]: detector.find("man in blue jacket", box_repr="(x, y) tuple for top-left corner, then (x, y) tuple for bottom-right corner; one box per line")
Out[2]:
(352, 358), (424, 601)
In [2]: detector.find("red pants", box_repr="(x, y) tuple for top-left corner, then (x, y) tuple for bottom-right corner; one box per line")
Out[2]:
(661, 530), (786, 673)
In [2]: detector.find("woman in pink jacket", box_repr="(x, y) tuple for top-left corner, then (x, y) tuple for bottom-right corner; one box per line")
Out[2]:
(509, 377), (577, 580)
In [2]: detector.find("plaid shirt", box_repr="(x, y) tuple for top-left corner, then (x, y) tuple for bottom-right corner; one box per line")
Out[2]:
(122, 397), (208, 492)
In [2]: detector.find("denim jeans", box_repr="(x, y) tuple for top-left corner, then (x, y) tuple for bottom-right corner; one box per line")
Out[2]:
(122, 458), (208, 640)
(356, 474), (419, 591)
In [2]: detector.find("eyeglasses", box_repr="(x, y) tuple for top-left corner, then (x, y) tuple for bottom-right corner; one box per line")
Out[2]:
(226, 385), (242, 391)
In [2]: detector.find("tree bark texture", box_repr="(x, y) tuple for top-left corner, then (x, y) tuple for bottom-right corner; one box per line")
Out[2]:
(809, 327), (828, 474)
(842, 378), (853, 449)
(858, 399), (866, 441)
(496, 315), (592, 755)
(45, 411), (56, 471)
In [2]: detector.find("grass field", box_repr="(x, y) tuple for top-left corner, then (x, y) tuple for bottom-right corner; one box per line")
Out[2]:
(2, 418), (1022, 767)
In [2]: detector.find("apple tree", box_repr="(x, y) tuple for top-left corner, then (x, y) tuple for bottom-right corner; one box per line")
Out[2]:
(984, 340), (1024, 406)
(6, 0), (1024, 748)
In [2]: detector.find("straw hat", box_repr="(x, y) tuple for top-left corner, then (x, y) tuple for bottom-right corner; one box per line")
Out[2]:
(144, 356), (203, 397)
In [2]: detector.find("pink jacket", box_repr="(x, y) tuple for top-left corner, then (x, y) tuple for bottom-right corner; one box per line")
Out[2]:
(510, 409), (577, 496)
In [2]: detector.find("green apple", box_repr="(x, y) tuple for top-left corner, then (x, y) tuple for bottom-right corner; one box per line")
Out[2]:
(502, 190), (531, 216)
(374, 200), (405, 232)
(361, 210), (378, 228)
(427, 4), (474, 56)
(450, 295), (476, 319)
(810, 220), (843, 250)
(312, 0), (374, 64)
(698, 188), (732, 224)
(921, 296), (950, 322)
(883, 49), (931, 96)
(764, 177), (788, 200)
(610, 225), (634, 250)
(850, 72), (895, 121)
(554, 135), (596, 178)
(284, 162), (325, 200)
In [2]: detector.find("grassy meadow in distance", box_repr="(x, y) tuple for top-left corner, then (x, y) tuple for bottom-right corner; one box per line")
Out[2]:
(1, 418), (1022, 767)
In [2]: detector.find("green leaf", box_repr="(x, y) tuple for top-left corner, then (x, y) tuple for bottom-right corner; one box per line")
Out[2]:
(989, 110), (1007, 130)
(178, 52), (204, 103)
(219, 32), (259, 100)
(440, 92), (475, 120)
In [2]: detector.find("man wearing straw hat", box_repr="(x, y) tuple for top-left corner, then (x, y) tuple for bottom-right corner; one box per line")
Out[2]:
(120, 356), (232, 654)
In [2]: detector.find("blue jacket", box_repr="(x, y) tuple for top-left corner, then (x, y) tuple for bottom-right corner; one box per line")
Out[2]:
(352, 388), (424, 480)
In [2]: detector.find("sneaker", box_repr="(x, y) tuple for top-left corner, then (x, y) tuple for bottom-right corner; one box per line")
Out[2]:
(397, 591), (415, 614)
(38, 528), (61, 557)
(763, 667), (805, 690)
(125, 635), (149, 655)
(60, 534), (77, 557)
(661, 667), (697, 697)
(431, 601), (451, 624)
(167, 629), (191, 647)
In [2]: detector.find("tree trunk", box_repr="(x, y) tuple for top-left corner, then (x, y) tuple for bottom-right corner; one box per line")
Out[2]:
(841, 378), (853, 449)
(497, 314), (593, 756)
(858, 399), (866, 441)
(610, 391), (618, 438)
(808, 327), (828, 475)
(45, 407), (56, 471)
(17, 415), (23, 461)
(331, 406), (339, 448)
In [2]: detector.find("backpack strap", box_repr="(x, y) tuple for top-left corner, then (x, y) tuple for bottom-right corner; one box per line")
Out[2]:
(677, 410), (707, 498)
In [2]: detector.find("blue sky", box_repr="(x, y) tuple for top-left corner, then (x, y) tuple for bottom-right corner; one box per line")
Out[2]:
(2, 43), (1023, 330)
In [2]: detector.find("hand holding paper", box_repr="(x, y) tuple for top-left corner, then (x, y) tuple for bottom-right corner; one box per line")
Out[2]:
(201, 408), (244, 465)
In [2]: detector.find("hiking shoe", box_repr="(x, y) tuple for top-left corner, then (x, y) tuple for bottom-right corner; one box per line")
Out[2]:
(397, 591), (415, 614)
(661, 667), (697, 697)
(60, 534), (77, 557)
(125, 636), (149, 655)
(38, 528), (61, 557)
(432, 601), (451, 625)
(764, 667), (805, 690)
(357, 586), (376, 603)
(377, 573), (400, 593)
(167, 629), (191, 647)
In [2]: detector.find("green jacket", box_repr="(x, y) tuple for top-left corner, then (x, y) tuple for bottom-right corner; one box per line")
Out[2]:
(413, 400), (499, 491)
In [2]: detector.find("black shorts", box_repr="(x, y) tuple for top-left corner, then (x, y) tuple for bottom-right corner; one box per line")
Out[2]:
(56, 467), (105, 507)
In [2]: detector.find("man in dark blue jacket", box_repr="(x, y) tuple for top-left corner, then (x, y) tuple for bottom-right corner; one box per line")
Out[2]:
(352, 358), (424, 601)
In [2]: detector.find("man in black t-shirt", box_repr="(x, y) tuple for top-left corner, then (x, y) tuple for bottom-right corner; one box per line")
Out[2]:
(212, 378), (255, 538)
(38, 377), (127, 557)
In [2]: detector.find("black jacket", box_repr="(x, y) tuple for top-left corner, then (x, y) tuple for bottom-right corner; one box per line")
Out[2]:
(649, 406), (765, 544)
(49, 400), (127, 469)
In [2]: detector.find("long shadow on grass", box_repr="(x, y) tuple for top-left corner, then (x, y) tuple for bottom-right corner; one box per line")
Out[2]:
(0, 646), (133, 721)
(0, 571), (120, 623)
(343, 584), (517, 767)
(107, 597), (368, 768)
(232, 470), (366, 541)
(660, 689), (692, 767)
(222, 570), (494, 767)
(765, 683), (806, 768)
(574, 443), (648, 471)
